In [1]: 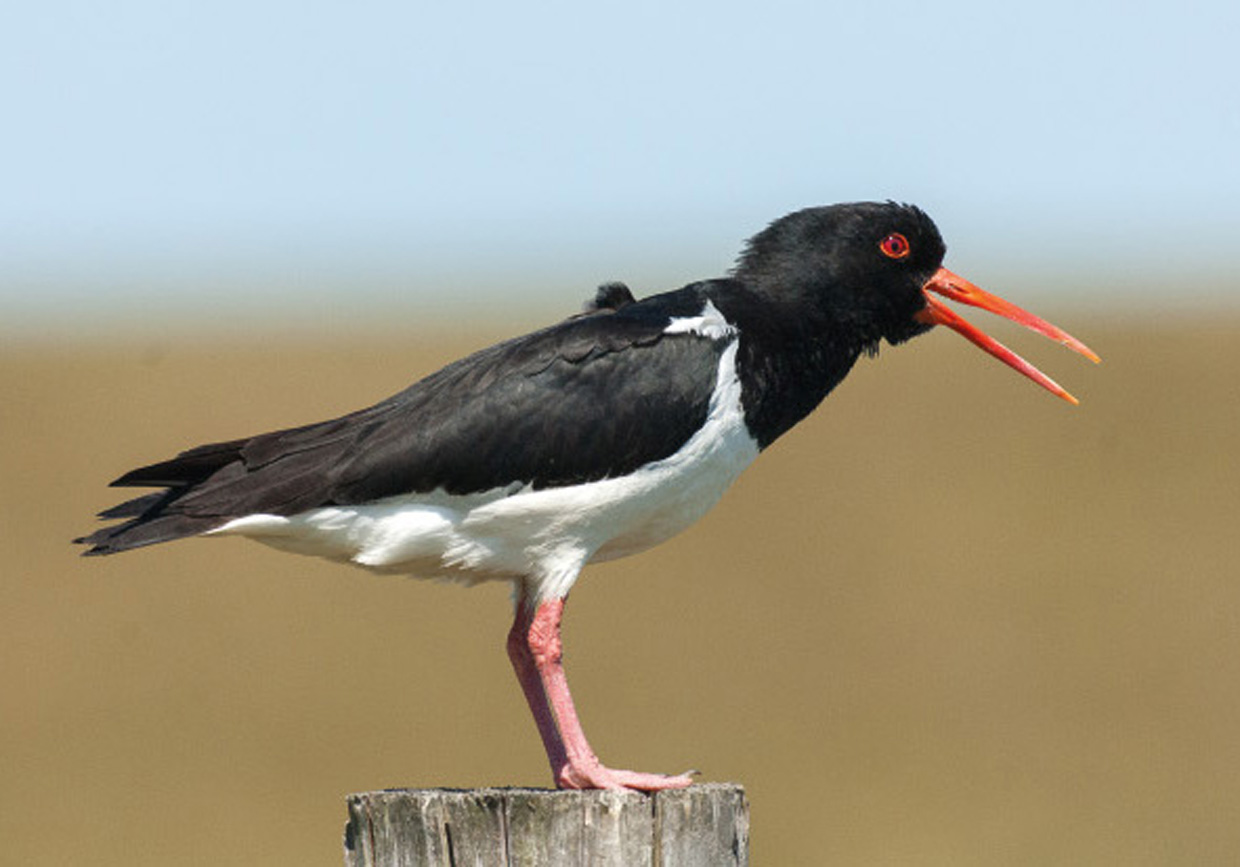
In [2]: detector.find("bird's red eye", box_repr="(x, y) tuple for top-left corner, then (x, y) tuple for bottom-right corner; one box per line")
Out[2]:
(879, 233), (911, 260)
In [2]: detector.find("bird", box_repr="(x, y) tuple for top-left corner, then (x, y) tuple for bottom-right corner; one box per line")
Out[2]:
(76, 201), (1098, 792)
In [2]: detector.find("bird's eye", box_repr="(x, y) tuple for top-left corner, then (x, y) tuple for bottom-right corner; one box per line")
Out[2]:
(879, 233), (911, 260)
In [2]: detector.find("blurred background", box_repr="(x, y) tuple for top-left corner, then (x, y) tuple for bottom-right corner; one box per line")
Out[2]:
(3, 1), (1238, 864)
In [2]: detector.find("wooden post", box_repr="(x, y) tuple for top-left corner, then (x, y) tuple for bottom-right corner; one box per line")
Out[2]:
(343, 783), (748, 867)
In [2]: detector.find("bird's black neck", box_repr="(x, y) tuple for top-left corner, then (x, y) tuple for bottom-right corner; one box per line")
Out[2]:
(707, 280), (871, 449)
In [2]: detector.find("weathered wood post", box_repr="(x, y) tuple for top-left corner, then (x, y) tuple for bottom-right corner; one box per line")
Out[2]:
(343, 783), (748, 866)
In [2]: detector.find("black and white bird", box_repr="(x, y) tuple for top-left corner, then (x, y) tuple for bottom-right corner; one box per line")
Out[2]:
(77, 202), (1097, 791)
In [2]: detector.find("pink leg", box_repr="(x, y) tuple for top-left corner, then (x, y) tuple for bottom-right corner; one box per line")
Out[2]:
(506, 599), (569, 775)
(506, 589), (695, 791)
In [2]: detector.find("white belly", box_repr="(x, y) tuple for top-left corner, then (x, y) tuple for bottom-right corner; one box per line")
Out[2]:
(208, 338), (759, 601)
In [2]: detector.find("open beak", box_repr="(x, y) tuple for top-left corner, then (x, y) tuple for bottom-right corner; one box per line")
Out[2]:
(914, 267), (1100, 405)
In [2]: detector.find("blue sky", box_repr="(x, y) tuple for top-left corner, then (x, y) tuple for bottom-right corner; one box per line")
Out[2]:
(3, 0), (1237, 337)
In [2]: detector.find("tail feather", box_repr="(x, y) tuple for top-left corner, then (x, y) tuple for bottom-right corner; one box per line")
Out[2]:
(97, 491), (172, 519)
(111, 438), (247, 488)
(76, 438), (250, 556)
(75, 509), (225, 556)
(77, 428), (354, 556)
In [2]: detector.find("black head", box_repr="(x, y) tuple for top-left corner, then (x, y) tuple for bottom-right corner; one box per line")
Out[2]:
(733, 201), (946, 348)
(733, 201), (1099, 403)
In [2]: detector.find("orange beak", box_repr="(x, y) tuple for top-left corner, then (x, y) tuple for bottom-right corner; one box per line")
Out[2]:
(914, 267), (1100, 404)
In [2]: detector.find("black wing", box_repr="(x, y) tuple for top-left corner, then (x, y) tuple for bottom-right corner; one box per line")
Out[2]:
(76, 285), (731, 555)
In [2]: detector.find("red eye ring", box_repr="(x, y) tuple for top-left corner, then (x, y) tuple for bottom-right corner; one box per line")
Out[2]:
(879, 232), (911, 259)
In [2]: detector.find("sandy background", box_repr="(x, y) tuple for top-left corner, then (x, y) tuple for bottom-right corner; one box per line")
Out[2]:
(3, 310), (1238, 864)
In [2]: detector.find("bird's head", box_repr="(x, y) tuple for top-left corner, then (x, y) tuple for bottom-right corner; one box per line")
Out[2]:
(734, 201), (1099, 403)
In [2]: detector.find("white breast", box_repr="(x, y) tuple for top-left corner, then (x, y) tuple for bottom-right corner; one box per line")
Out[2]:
(208, 331), (759, 602)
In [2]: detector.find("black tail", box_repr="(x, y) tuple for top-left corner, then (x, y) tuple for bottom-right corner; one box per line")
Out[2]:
(74, 438), (247, 555)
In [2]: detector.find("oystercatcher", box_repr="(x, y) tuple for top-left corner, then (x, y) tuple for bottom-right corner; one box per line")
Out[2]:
(77, 202), (1098, 791)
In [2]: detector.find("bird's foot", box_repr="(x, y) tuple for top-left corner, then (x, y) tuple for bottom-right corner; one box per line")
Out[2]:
(556, 760), (696, 792)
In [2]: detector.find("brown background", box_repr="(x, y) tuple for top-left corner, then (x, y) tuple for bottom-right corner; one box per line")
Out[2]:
(4, 309), (1237, 864)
